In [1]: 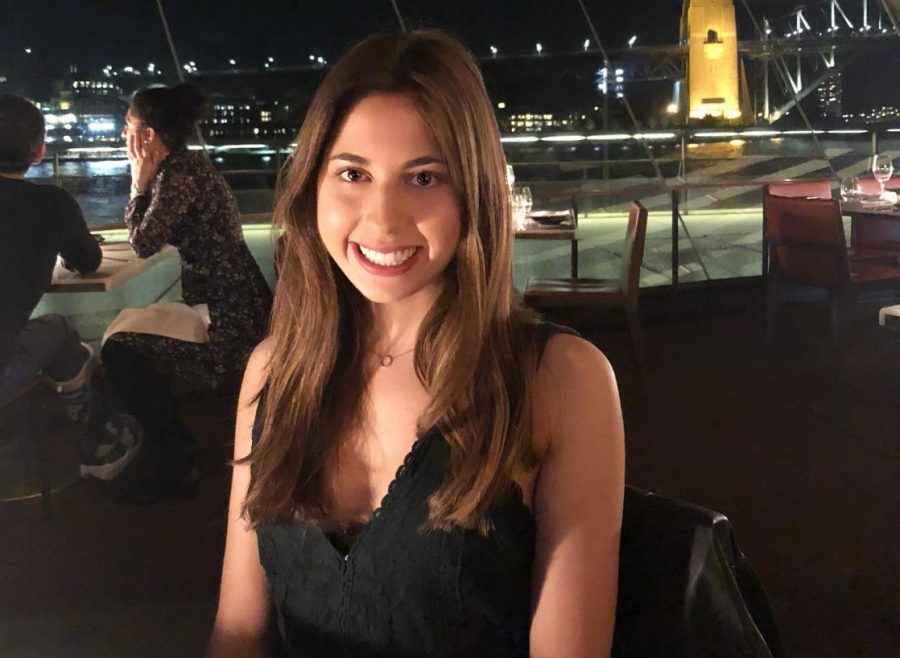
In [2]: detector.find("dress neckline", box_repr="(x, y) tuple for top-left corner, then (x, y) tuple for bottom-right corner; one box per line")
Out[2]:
(316, 427), (439, 561)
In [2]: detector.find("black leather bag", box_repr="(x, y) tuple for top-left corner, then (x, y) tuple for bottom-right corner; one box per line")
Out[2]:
(612, 486), (785, 658)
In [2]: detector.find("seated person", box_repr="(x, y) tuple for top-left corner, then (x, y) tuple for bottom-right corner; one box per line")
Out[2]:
(0, 94), (140, 479)
(102, 83), (272, 503)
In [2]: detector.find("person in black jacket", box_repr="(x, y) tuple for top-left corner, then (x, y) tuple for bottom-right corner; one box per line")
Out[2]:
(0, 94), (140, 480)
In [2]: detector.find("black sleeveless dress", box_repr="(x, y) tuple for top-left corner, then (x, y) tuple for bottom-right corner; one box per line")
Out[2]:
(253, 324), (578, 658)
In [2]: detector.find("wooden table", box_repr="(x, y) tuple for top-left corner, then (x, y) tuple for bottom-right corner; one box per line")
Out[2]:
(841, 200), (900, 251)
(515, 210), (578, 277)
(50, 242), (178, 292)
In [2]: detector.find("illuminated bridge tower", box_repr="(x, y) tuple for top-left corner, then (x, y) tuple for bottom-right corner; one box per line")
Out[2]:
(682, 0), (741, 121)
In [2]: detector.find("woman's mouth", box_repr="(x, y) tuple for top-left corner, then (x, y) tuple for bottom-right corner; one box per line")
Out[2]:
(351, 242), (421, 275)
(358, 244), (418, 267)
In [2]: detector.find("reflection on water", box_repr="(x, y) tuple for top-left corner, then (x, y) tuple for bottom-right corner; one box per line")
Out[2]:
(26, 157), (276, 226)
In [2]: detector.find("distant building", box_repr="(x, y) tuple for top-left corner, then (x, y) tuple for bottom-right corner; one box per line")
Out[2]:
(202, 98), (290, 141)
(45, 73), (127, 144)
(816, 74), (843, 119)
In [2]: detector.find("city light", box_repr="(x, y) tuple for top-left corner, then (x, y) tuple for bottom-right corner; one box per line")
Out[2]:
(497, 101), (506, 109)
(541, 135), (586, 142)
(627, 36), (637, 47)
(24, 48), (32, 54)
(587, 134), (631, 141)
(535, 43), (542, 55)
(229, 59), (236, 66)
(500, 136), (540, 143)
(666, 103), (678, 114)
(583, 39), (590, 51)
(490, 46), (498, 56)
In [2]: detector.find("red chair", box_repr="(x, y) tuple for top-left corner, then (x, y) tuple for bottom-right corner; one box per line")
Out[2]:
(762, 181), (832, 275)
(524, 201), (649, 378)
(763, 194), (900, 346)
(856, 176), (900, 196)
(764, 180), (832, 199)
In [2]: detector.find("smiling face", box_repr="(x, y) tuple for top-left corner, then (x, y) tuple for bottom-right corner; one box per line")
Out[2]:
(316, 93), (462, 309)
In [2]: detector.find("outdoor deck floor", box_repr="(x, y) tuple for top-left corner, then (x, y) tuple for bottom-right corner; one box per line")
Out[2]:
(1, 284), (898, 658)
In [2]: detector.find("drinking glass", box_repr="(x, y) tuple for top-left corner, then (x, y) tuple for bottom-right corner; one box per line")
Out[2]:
(506, 164), (516, 189)
(872, 155), (894, 198)
(520, 186), (533, 214)
(839, 176), (861, 202)
(510, 189), (528, 230)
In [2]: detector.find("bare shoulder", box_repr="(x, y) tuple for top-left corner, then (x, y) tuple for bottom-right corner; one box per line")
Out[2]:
(532, 332), (619, 457)
(234, 337), (274, 458)
(241, 337), (274, 402)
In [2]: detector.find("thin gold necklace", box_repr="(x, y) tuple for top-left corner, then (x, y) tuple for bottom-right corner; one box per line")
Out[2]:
(373, 346), (415, 367)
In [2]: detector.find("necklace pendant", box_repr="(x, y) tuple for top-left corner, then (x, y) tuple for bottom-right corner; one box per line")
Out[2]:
(380, 354), (395, 367)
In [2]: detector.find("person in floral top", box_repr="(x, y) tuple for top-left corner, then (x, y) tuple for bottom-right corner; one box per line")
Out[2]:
(102, 83), (272, 503)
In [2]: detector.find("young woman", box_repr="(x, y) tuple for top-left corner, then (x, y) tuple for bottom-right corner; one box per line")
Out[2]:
(207, 31), (624, 658)
(102, 83), (273, 503)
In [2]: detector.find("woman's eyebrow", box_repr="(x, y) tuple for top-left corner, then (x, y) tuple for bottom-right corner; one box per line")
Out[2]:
(402, 156), (445, 168)
(327, 153), (446, 168)
(329, 152), (368, 164)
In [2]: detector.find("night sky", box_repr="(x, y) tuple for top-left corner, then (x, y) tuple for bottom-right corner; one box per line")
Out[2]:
(0, 1), (896, 109)
(1, 1), (811, 74)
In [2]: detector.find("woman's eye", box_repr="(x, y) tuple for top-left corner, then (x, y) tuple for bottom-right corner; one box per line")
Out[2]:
(339, 168), (364, 182)
(413, 171), (437, 187)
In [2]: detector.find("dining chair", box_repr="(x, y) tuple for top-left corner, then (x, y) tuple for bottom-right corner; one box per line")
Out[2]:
(856, 176), (900, 195)
(762, 180), (833, 275)
(0, 376), (61, 517)
(763, 194), (900, 347)
(613, 485), (785, 658)
(524, 201), (649, 379)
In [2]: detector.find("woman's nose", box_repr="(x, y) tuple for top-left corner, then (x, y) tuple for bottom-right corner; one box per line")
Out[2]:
(363, 184), (408, 232)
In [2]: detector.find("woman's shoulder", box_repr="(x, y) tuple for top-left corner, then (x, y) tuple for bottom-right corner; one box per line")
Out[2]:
(241, 337), (274, 401)
(531, 326), (618, 457)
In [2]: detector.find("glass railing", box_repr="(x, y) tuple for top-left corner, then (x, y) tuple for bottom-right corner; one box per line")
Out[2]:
(23, 128), (899, 289)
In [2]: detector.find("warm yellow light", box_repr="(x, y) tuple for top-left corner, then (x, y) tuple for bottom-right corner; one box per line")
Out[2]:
(728, 138), (746, 146)
(666, 103), (679, 114)
(59, 101), (71, 111)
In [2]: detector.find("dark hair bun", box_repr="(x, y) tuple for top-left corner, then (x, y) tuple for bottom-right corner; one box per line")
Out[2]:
(171, 83), (207, 124)
(130, 82), (208, 150)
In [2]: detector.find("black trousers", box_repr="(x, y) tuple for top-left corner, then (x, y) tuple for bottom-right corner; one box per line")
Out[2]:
(101, 335), (196, 478)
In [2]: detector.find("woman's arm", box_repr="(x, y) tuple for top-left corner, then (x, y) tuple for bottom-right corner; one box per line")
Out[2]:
(529, 334), (625, 658)
(206, 339), (273, 658)
(124, 147), (193, 258)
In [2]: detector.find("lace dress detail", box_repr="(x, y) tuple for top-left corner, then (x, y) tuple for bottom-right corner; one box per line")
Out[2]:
(254, 323), (578, 657)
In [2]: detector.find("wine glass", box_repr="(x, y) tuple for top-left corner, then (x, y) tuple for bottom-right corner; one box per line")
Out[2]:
(520, 186), (533, 215)
(872, 155), (894, 199)
(506, 164), (516, 189)
(839, 176), (861, 202)
(510, 189), (528, 230)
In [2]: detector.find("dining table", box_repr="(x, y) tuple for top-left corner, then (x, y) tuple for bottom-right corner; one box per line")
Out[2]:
(514, 209), (579, 277)
(49, 241), (178, 293)
(840, 199), (900, 251)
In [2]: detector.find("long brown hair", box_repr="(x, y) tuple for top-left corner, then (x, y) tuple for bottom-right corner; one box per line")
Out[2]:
(244, 30), (538, 533)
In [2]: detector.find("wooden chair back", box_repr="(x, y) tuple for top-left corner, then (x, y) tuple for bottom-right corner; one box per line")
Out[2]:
(764, 180), (832, 199)
(619, 201), (648, 296)
(763, 194), (849, 288)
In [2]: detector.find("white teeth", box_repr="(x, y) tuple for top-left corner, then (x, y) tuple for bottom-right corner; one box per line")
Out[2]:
(358, 245), (417, 267)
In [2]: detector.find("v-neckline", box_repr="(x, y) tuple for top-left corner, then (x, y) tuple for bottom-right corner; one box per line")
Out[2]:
(315, 427), (439, 563)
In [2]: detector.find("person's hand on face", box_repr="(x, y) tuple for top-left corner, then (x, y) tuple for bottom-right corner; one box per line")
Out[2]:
(126, 129), (162, 194)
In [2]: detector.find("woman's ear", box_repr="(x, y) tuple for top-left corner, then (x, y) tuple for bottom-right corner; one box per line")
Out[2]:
(144, 127), (157, 144)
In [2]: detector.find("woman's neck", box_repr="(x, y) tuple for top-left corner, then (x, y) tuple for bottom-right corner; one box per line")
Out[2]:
(368, 286), (441, 353)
